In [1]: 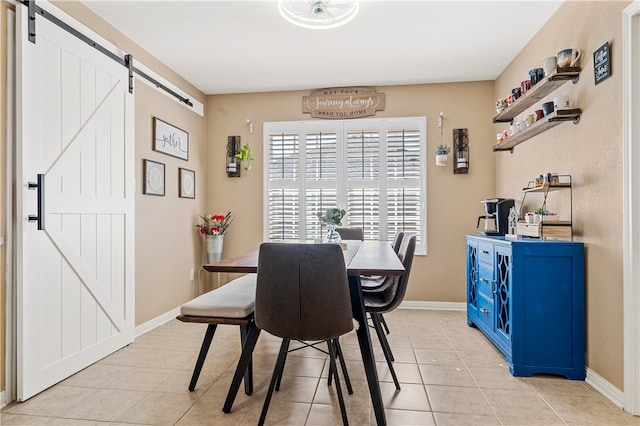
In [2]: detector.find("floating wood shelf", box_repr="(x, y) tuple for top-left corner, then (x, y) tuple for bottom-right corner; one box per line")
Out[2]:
(493, 67), (581, 123)
(493, 109), (581, 152)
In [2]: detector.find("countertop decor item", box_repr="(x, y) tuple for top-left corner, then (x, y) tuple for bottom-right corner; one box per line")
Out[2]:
(197, 212), (234, 263)
(318, 208), (346, 243)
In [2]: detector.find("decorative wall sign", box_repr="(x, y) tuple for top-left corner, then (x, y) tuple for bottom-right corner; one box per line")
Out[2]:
(153, 117), (189, 160)
(143, 159), (165, 196)
(179, 168), (195, 198)
(302, 87), (385, 119)
(593, 41), (611, 85)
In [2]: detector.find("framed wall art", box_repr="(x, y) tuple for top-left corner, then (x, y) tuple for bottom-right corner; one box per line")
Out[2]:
(179, 168), (195, 199)
(153, 117), (189, 160)
(143, 159), (165, 196)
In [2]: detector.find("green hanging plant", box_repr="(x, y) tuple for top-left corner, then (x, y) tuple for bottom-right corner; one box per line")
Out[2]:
(235, 144), (254, 171)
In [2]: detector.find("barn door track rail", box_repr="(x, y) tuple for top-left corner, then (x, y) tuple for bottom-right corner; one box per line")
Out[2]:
(20, 0), (193, 107)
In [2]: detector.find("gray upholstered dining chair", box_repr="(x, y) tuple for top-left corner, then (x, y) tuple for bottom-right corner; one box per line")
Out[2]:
(255, 243), (354, 426)
(336, 226), (364, 240)
(364, 233), (416, 390)
(361, 231), (405, 335)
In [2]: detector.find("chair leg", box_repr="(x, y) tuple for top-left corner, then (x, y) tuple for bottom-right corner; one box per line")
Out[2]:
(380, 313), (391, 335)
(328, 339), (349, 426)
(275, 346), (289, 391)
(334, 339), (353, 395)
(259, 339), (291, 426)
(188, 324), (217, 391)
(223, 324), (261, 413)
(239, 324), (254, 395)
(372, 313), (400, 390)
(370, 313), (394, 361)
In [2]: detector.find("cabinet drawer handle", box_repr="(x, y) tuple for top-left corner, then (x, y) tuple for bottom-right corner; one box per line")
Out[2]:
(480, 308), (489, 314)
(481, 250), (489, 254)
(491, 280), (497, 294)
(480, 277), (488, 283)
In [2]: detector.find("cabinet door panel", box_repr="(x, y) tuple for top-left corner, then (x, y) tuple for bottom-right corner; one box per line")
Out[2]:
(494, 246), (512, 347)
(466, 241), (479, 322)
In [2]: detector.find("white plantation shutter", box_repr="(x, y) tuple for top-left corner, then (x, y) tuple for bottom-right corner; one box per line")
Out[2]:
(305, 131), (338, 241)
(267, 132), (300, 240)
(264, 117), (426, 254)
(346, 129), (381, 241)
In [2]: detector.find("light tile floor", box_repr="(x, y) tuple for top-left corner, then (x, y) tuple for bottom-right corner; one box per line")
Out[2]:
(2, 309), (639, 425)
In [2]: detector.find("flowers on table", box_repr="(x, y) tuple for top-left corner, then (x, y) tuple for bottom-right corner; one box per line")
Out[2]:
(196, 212), (234, 236)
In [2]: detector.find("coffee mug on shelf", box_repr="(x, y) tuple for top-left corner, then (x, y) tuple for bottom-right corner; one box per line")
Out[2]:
(512, 87), (522, 100)
(543, 56), (557, 77)
(507, 95), (515, 105)
(529, 68), (544, 85)
(521, 80), (531, 95)
(496, 98), (508, 113)
(542, 101), (555, 116)
(534, 109), (545, 121)
(553, 95), (571, 110)
(503, 130), (509, 140)
(525, 114), (535, 127)
(497, 133), (504, 144)
(557, 48), (582, 68)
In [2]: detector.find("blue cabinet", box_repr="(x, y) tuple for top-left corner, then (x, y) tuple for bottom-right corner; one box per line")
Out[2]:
(466, 235), (585, 380)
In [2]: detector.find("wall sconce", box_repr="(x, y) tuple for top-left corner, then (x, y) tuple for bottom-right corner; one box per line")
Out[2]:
(453, 128), (469, 174)
(226, 136), (241, 177)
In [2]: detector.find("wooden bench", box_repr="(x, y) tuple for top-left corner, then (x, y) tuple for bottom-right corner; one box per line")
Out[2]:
(177, 273), (261, 413)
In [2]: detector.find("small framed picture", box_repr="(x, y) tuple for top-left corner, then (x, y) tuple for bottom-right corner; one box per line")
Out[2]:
(179, 168), (195, 199)
(143, 159), (165, 196)
(153, 117), (189, 160)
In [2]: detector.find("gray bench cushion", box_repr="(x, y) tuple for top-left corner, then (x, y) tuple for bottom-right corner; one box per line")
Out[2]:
(180, 274), (256, 318)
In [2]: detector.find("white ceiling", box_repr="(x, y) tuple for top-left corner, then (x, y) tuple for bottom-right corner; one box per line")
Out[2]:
(80, 0), (563, 95)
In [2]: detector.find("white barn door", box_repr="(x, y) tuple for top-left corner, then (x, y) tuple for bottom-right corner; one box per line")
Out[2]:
(15, 5), (135, 400)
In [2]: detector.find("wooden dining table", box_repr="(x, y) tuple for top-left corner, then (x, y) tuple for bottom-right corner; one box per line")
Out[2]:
(203, 240), (404, 426)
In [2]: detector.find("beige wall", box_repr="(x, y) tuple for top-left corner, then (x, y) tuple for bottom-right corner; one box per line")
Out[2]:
(205, 82), (497, 303)
(494, 1), (629, 390)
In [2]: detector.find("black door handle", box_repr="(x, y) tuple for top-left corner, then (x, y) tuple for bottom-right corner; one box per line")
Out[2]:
(28, 173), (45, 231)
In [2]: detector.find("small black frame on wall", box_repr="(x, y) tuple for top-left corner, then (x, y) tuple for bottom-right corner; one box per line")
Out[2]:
(594, 41), (611, 85)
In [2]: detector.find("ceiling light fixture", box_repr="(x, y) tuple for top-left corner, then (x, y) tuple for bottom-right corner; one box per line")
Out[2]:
(278, 0), (359, 30)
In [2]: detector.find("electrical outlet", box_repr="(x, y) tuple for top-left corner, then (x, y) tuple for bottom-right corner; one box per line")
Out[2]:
(189, 268), (195, 281)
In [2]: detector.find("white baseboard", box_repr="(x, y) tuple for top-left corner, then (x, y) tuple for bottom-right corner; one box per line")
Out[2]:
(400, 300), (466, 311)
(134, 306), (181, 338)
(586, 367), (625, 409)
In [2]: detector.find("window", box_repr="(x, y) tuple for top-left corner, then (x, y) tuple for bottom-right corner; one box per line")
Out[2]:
(264, 117), (426, 254)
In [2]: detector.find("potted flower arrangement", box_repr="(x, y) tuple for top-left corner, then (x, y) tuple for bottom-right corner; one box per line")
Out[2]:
(317, 208), (346, 243)
(235, 144), (254, 171)
(196, 212), (234, 262)
(435, 144), (451, 166)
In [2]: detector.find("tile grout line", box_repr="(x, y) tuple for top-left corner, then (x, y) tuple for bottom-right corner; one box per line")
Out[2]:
(438, 323), (505, 425)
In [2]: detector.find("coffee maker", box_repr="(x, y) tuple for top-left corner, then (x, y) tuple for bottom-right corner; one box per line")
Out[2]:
(477, 198), (515, 236)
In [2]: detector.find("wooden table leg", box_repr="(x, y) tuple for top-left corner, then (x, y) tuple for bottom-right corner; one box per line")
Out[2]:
(348, 275), (387, 426)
